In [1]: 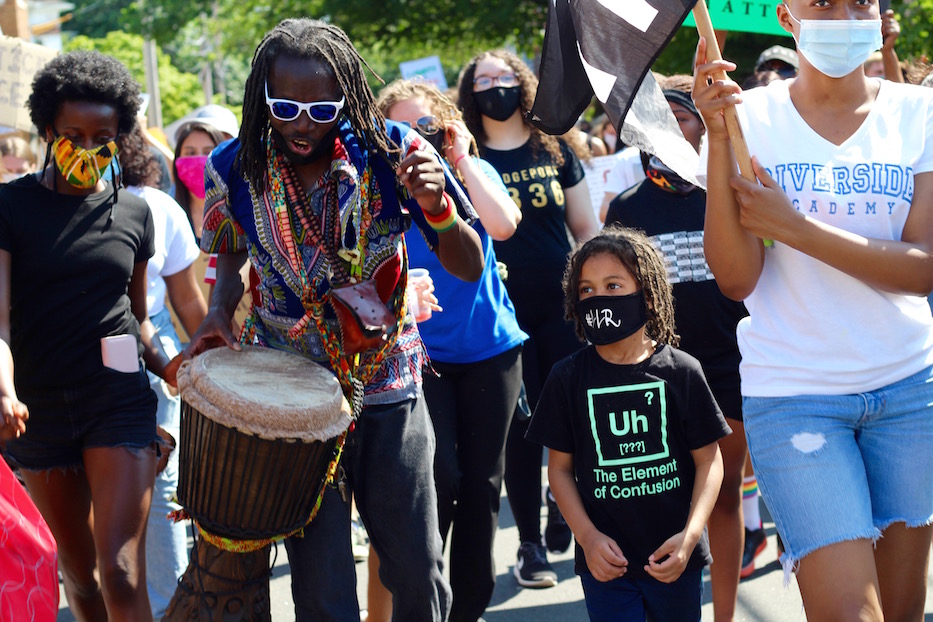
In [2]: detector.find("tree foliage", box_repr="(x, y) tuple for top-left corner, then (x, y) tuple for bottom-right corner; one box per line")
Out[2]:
(61, 0), (933, 133)
(65, 31), (203, 123)
(66, 0), (132, 40)
(892, 0), (933, 65)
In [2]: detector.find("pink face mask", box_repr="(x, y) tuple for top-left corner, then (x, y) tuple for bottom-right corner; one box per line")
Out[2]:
(175, 155), (209, 199)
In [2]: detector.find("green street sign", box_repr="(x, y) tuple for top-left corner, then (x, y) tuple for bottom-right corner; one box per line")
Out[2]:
(683, 1), (793, 36)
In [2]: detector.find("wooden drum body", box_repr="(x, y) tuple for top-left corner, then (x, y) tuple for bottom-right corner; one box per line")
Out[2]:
(176, 345), (351, 542)
(164, 346), (351, 622)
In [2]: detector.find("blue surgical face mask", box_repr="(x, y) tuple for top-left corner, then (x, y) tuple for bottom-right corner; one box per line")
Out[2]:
(784, 4), (882, 79)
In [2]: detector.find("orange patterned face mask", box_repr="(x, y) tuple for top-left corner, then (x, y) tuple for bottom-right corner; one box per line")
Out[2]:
(51, 135), (118, 189)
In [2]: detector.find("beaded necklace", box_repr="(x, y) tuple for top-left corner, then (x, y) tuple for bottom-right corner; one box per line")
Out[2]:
(262, 135), (406, 411)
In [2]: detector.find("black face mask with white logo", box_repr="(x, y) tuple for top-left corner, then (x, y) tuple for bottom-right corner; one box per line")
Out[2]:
(575, 292), (647, 346)
(472, 86), (521, 122)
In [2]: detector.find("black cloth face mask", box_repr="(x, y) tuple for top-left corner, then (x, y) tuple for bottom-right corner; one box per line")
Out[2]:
(575, 291), (648, 346)
(472, 86), (521, 122)
(419, 128), (446, 155)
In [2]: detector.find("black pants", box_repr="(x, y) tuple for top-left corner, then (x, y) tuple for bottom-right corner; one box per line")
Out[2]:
(504, 272), (583, 545)
(424, 346), (523, 622)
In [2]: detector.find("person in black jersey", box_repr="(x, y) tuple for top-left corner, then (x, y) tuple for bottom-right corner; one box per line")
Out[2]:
(460, 48), (599, 588)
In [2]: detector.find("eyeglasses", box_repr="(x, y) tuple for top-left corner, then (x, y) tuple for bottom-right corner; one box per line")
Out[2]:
(264, 83), (345, 123)
(756, 60), (796, 79)
(398, 115), (443, 135)
(472, 73), (519, 92)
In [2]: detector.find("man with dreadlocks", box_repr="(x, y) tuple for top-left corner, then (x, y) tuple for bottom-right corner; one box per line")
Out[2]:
(184, 18), (483, 622)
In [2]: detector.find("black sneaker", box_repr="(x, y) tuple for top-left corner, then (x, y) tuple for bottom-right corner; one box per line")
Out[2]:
(740, 527), (767, 578)
(513, 542), (558, 588)
(544, 487), (572, 553)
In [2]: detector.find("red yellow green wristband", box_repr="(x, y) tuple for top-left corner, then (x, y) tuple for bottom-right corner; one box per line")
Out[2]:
(424, 193), (457, 233)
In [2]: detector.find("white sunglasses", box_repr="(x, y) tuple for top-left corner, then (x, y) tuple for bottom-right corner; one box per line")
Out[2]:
(264, 83), (345, 123)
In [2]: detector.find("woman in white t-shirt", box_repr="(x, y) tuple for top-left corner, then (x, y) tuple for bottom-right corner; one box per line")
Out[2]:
(118, 124), (208, 618)
(693, 1), (933, 620)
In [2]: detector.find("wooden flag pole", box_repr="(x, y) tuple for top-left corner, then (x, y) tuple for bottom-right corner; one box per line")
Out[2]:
(692, 0), (755, 182)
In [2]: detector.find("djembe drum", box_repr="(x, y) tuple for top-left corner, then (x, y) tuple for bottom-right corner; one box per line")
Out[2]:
(163, 346), (351, 621)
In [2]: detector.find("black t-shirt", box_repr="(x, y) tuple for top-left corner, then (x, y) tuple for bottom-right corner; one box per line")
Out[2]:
(526, 344), (731, 579)
(0, 175), (155, 390)
(481, 139), (585, 281)
(605, 181), (747, 392)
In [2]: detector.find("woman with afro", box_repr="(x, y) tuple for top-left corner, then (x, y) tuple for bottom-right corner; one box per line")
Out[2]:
(0, 50), (171, 620)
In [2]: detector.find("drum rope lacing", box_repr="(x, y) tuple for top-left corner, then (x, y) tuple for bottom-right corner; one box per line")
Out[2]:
(173, 531), (281, 621)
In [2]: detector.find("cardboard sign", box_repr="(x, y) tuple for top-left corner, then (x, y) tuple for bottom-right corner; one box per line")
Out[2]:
(399, 56), (449, 91)
(682, 1), (792, 37)
(0, 37), (57, 131)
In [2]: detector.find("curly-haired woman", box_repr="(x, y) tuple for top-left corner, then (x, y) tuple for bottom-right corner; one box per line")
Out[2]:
(459, 49), (599, 588)
(0, 50), (169, 620)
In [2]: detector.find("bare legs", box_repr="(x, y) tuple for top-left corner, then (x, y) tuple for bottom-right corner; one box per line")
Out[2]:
(706, 418), (747, 622)
(22, 446), (155, 622)
(795, 523), (932, 622)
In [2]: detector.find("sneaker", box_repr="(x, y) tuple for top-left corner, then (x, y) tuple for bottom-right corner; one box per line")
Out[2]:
(514, 542), (558, 588)
(740, 527), (767, 578)
(351, 518), (369, 562)
(544, 487), (572, 553)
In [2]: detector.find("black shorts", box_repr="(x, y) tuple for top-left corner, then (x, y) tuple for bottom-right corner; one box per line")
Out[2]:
(4, 367), (158, 470)
(710, 381), (743, 422)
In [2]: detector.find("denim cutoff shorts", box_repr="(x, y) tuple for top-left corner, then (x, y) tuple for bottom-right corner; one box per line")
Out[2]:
(742, 364), (933, 579)
(5, 366), (159, 471)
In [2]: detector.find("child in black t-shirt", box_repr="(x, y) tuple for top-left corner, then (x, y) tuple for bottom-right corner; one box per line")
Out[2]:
(526, 226), (730, 622)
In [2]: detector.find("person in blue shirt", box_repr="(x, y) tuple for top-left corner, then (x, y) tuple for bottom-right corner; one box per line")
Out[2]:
(376, 79), (527, 622)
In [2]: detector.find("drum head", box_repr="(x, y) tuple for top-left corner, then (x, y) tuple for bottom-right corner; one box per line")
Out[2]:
(178, 346), (351, 442)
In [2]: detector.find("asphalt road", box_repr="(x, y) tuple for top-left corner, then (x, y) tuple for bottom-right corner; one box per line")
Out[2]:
(58, 476), (933, 621)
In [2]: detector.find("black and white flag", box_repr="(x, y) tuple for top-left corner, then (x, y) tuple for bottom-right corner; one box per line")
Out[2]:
(529, 0), (697, 135)
(529, 0), (702, 188)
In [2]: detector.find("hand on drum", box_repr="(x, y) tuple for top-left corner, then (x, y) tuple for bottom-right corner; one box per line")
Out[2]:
(165, 309), (242, 388)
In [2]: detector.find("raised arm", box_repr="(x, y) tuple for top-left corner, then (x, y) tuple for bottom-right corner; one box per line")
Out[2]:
(445, 120), (521, 241)
(880, 10), (905, 84)
(693, 37), (765, 301)
(397, 150), (484, 282)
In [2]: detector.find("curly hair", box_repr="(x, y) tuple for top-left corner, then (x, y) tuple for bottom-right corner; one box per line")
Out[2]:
(28, 50), (141, 136)
(238, 18), (397, 191)
(457, 49), (564, 166)
(375, 78), (479, 179)
(562, 225), (679, 347)
(116, 125), (162, 188)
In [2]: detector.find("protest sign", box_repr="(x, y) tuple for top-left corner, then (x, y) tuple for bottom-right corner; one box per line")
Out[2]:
(682, 1), (791, 37)
(0, 37), (57, 132)
(399, 56), (448, 91)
